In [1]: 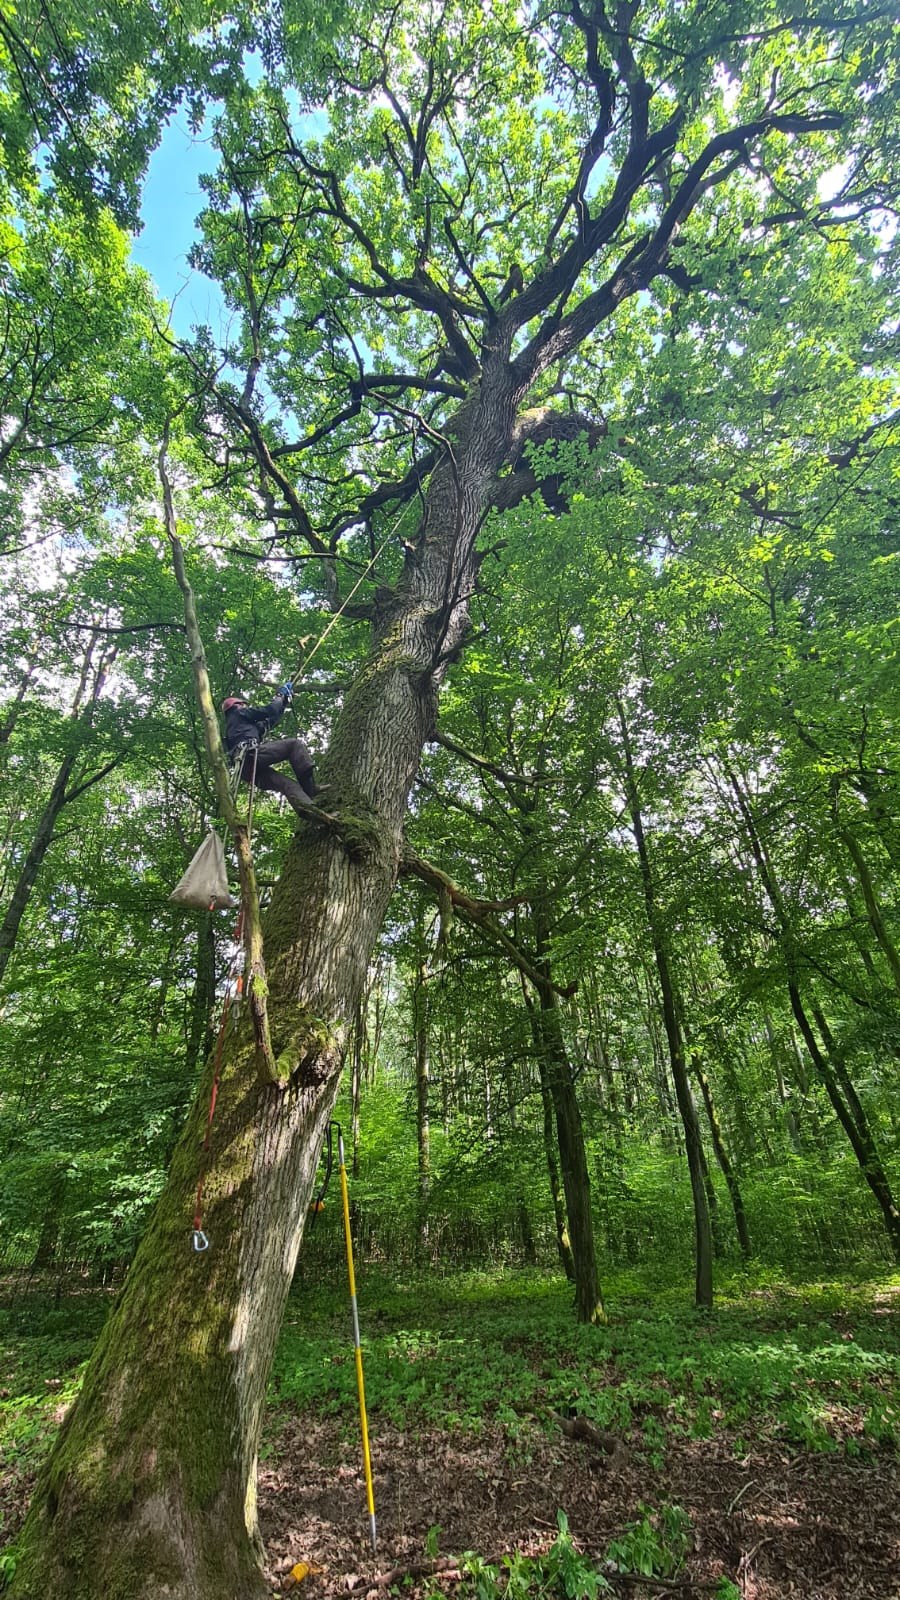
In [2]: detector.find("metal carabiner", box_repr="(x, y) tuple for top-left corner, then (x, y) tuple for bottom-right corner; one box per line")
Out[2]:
(191, 1228), (209, 1253)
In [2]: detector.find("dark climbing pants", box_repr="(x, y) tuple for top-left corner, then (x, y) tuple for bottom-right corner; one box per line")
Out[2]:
(240, 738), (317, 812)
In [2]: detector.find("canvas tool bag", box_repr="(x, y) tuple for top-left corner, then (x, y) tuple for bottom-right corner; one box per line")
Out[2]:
(169, 830), (237, 911)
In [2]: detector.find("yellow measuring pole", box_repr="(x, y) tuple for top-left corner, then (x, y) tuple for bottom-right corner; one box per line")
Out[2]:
(336, 1124), (377, 1553)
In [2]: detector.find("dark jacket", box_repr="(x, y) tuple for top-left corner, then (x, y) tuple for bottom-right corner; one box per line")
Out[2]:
(224, 694), (287, 754)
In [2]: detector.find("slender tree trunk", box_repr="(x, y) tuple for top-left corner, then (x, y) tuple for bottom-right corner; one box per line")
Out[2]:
(185, 915), (217, 1076)
(789, 984), (900, 1260)
(698, 1138), (723, 1259)
(763, 1014), (803, 1154)
(506, 1078), (538, 1265)
(30, 1164), (69, 1271)
(521, 896), (603, 1322)
(639, 968), (680, 1147)
(838, 819), (900, 994)
(617, 702), (713, 1307)
(535, 1048), (575, 1280)
(853, 774), (900, 872)
(518, 1198), (537, 1263)
(726, 764), (900, 1264)
(0, 642), (115, 988)
(0, 753), (77, 986)
(691, 1055), (752, 1259)
(534, 987), (604, 1321)
(412, 954), (431, 1246)
(0, 657), (36, 748)
(350, 998), (363, 1179)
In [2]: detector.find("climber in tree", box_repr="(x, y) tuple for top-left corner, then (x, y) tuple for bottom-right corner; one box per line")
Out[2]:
(221, 685), (321, 814)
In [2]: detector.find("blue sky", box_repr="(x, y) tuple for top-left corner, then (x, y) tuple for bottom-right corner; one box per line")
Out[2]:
(131, 116), (228, 338)
(131, 85), (328, 342)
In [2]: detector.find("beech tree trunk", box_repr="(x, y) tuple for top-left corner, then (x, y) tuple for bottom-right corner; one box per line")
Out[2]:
(536, 1039), (576, 1280)
(726, 764), (900, 1265)
(691, 1053), (752, 1260)
(529, 895), (604, 1323)
(839, 822), (900, 995)
(617, 702), (713, 1307)
(413, 952), (431, 1246)
(11, 380), (528, 1600)
(796, 991), (900, 1263)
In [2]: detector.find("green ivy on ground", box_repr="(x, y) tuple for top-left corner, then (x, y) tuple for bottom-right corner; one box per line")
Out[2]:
(2, 1263), (897, 1555)
(274, 1266), (899, 1456)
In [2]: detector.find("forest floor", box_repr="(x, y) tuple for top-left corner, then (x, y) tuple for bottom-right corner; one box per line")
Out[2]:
(1, 1264), (898, 1599)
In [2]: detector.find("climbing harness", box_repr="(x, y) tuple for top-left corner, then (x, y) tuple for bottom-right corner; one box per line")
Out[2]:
(228, 736), (259, 802)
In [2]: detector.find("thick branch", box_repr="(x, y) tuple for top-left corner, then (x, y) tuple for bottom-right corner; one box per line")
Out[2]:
(431, 730), (535, 788)
(400, 847), (576, 997)
(514, 108), (843, 381)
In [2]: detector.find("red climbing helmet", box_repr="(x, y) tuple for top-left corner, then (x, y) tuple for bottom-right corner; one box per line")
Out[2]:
(221, 696), (246, 712)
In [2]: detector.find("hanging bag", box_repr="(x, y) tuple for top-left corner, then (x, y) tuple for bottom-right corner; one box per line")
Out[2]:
(169, 830), (236, 912)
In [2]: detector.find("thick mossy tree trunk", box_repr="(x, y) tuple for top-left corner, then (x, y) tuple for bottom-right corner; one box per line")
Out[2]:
(11, 384), (526, 1599)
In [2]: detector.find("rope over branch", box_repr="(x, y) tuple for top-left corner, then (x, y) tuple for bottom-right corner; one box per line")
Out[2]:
(158, 426), (281, 1087)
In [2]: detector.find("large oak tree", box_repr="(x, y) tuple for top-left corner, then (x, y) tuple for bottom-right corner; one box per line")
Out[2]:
(10, 2), (899, 1594)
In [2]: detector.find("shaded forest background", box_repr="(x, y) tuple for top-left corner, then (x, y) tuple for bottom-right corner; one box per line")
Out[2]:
(2, 205), (897, 1293)
(0, 0), (898, 1312)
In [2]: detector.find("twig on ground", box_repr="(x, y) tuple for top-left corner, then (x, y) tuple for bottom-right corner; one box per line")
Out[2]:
(726, 1479), (757, 1515)
(344, 1554), (505, 1591)
(613, 1576), (721, 1593)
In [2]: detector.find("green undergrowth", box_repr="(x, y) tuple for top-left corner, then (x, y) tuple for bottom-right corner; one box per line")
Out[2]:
(0, 1265), (897, 1553)
(0, 1287), (111, 1548)
(274, 1265), (900, 1459)
(433, 1506), (740, 1600)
